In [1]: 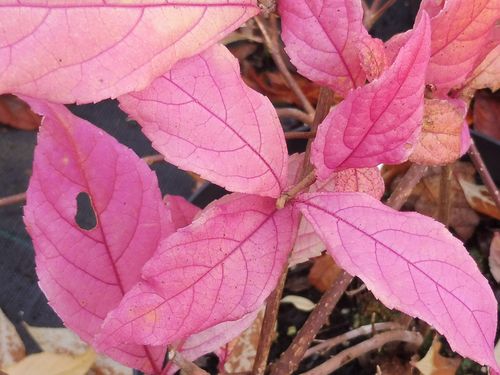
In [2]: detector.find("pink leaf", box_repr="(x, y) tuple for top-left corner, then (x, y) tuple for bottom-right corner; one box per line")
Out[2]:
(0, 1), (258, 104)
(164, 195), (201, 230)
(296, 192), (499, 370)
(291, 164), (385, 265)
(312, 14), (431, 179)
(119, 44), (288, 198)
(424, 0), (499, 95)
(97, 193), (298, 347)
(23, 99), (173, 373)
(279, 0), (384, 96)
(357, 36), (388, 82)
(409, 98), (468, 165)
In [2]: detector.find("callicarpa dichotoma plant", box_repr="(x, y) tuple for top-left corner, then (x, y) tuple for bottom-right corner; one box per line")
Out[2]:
(0, 0), (499, 374)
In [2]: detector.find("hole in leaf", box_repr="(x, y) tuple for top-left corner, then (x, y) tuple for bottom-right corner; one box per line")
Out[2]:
(75, 192), (97, 230)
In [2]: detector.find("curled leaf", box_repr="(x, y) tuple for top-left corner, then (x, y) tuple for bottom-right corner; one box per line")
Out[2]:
(98, 193), (298, 347)
(0, 1), (258, 103)
(23, 100), (170, 373)
(312, 13), (431, 178)
(296, 192), (498, 369)
(120, 44), (288, 198)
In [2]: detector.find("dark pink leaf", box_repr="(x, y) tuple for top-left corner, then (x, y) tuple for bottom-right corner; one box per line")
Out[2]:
(164, 195), (201, 230)
(279, 0), (384, 96)
(97, 193), (298, 347)
(296, 192), (499, 370)
(312, 14), (431, 179)
(119, 44), (288, 198)
(0, 1), (258, 104)
(23, 99), (172, 374)
(424, 0), (499, 95)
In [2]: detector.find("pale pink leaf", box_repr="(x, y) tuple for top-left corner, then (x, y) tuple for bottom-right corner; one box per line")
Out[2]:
(0, 1), (258, 104)
(296, 192), (499, 370)
(97, 193), (298, 347)
(410, 98), (468, 165)
(383, 30), (411, 66)
(23, 99), (171, 374)
(119, 44), (287, 198)
(357, 36), (388, 82)
(164, 195), (201, 230)
(424, 0), (499, 95)
(312, 14), (431, 179)
(291, 165), (385, 265)
(460, 121), (472, 156)
(279, 0), (384, 96)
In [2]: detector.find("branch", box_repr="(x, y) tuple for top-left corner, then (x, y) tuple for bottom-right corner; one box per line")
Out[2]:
(270, 272), (353, 375)
(285, 131), (317, 140)
(276, 108), (314, 125)
(255, 15), (315, 115)
(438, 165), (453, 226)
(468, 140), (500, 212)
(303, 322), (402, 359)
(301, 330), (423, 375)
(276, 171), (316, 209)
(386, 164), (428, 210)
(364, 0), (397, 30)
(167, 351), (209, 375)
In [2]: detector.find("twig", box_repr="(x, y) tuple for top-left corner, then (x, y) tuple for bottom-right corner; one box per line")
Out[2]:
(386, 164), (428, 210)
(255, 15), (315, 115)
(301, 330), (423, 375)
(252, 267), (288, 375)
(142, 154), (165, 165)
(0, 192), (26, 207)
(270, 272), (353, 375)
(276, 108), (314, 125)
(438, 165), (453, 226)
(364, 0), (398, 30)
(303, 322), (402, 359)
(167, 350), (209, 375)
(276, 171), (316, 209)
(285, 131), (317, 140)
(468, 140), (500, 211)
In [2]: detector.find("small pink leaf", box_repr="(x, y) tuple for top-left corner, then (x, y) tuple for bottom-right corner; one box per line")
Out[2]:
(279, 0), (384, 96)
(97, 193), (298, 347)
(409, 98), (467, 165)
(291, 164), (385, 265)
(296, 192), (499, 369)
(0, 1), (258, 104)
(23, 99), (171, 374)
(164, 195), (201, 230)
(312, 14), (431, 179)
(119, 44), (288, 198)
(357, 36), (388, 82)
(424, 0), (499, 95)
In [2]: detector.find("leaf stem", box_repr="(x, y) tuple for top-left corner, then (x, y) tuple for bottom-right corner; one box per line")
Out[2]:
(468, 140), (500, 212)
(255, 15), (315, 115)
(301, 330), (423, 375)
(269, 271), (354, 375)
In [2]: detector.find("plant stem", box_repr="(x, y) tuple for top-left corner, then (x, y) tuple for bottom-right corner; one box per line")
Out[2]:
(0, 192), (26, 207)
(270, 272), (353, 375)
(386, 164), (428, 210)
(142, 154), (164, 165)
(468, 140), (500, 211)
(285, 131), (317, 140)
(438, 165), (453, 226)
(301, 330), (423, 375)
(276, 171), (316, 209)
(303, 322), (402, 359)
(167, 350), (209, 375)
(252, 267), (288, 375)
(276, 108), (314, 125)
(255, 15), (315, 115)
(364, 0), (398, 30)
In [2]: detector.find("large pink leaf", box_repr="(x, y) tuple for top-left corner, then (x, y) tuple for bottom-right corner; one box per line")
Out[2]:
(424, 0), (499, 95)
(0, 1), (258, 104)
(279, 0), (384, 96)
(409, 98), (468, 165)
(23, 99), (172, 374)
(312, 14), (431, 179)
(296, 192), (499, 369)
(291, 163), (385, 265)
(119, 44), (288, 198)
(97, 193), (298, 347)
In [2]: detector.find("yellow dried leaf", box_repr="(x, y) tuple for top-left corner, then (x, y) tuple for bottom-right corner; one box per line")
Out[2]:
(413, 338), (461, 375)
(0, 309), (25, 368)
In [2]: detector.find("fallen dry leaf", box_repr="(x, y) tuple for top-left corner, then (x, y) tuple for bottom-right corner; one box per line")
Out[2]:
(4, 349), (95, 375)
(24, 324), (132, 375)
(413, 337), (461, 375)
(0, 95), (41, 131)
(473, 90), (500, 141)
(489, 232), (500, 283)
(224, 309), (265, 373)
(308, 254), (343, 292)
(457, 178), (500, 220)
(0, 309), (25, 369)
(281, 295), (316, 312)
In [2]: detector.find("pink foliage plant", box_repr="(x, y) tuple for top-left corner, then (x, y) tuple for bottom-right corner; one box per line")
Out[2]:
(0, 0), (498, 373)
